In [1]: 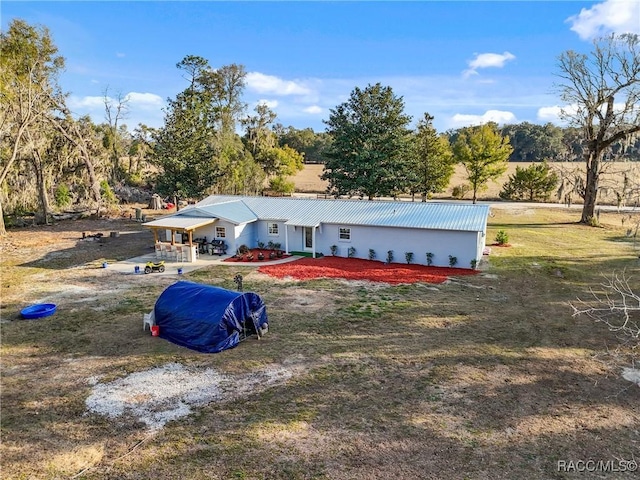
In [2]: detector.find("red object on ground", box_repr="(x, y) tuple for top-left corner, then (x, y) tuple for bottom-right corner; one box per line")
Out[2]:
(151, 325), (160, 336)
(258, 256), (477, 284)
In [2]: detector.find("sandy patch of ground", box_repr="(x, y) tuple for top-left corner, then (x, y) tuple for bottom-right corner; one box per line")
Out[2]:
(86, 361), (307, 431)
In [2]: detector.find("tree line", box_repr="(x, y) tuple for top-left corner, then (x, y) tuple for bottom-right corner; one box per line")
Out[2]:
(1, 19), (638, 234)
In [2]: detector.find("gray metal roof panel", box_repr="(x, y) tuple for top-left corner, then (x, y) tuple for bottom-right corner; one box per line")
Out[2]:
(177, 201), (258, 224)
(194, 196), (489, 232)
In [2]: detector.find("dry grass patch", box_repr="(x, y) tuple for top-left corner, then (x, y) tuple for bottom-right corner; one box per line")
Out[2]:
(1, 208), (639, 479)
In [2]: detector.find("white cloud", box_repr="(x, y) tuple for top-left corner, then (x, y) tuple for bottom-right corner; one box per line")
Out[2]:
(68, 95), (105, 109)
(116, 52), (126, 58)
(246, 72), (312, 96)
(567, 0), (640, 40)
(125, 92), (164, 109)
(303, 105), (323, 114)
(450, 110), (517, 127)
(256, 99), (279, 109)
(463, 52), (516, 78)
(538, 101), (634, 124)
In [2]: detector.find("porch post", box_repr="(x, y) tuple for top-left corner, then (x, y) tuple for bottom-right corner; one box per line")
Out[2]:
(171, 230), (175, 245)
(312, 226), (316, 258)
(188, 230), (193, 247)
(152, 229), (158, 243)
(285, 225), (289, 254)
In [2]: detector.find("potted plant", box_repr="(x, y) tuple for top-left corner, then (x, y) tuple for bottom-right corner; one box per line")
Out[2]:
(258, 252), (265, 261)
(330, 245), (338, 256)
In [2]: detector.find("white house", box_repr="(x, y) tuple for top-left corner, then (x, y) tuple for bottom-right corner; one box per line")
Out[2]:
(143, 195), (490, 268)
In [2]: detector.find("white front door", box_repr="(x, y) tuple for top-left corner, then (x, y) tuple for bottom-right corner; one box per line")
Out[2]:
(303, 227), (313, 251)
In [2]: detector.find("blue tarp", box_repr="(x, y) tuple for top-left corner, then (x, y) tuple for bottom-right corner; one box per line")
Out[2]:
(153, 281), (268, 353)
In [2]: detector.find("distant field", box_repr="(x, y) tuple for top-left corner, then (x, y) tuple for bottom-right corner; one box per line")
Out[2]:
(293, 162), (640, 204)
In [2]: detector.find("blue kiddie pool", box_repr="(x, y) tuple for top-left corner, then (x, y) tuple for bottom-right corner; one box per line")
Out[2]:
(21, 303), (57, 319)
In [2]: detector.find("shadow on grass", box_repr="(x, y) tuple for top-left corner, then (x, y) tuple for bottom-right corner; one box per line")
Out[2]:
(2, 256), (639, 479)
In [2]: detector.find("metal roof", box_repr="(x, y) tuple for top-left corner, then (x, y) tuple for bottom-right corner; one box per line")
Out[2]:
(193, 195), (489, 232)
(142, 216), (217, 231)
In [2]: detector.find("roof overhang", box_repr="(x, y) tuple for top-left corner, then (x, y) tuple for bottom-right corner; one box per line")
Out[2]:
(284, 219), (321, 228)
(142, 216), (217, 231)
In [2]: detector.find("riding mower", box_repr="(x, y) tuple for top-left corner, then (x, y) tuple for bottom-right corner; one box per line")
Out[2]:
(144, 260), (165, 274)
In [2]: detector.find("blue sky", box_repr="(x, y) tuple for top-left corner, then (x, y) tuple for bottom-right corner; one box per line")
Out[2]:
(3, 1), (639, 133)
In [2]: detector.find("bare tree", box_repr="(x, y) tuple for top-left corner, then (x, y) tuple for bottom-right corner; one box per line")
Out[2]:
(570, 271), (640, 348)
(103, 87), (129, 182)
(555, 33), (640, 225)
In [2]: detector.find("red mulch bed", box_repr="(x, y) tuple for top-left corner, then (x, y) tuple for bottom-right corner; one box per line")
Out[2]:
(258, 256), (477, 284)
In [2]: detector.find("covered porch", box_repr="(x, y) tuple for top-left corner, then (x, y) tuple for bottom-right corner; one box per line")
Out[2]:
(284, 219), (320, 258)
(142, 216), (217, 263)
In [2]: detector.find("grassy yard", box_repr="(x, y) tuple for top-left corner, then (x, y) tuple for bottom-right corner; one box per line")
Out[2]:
(1, 207), (639, 479)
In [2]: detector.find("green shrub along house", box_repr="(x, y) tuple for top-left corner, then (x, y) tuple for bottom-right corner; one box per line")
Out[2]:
(144, 195), (490, 268)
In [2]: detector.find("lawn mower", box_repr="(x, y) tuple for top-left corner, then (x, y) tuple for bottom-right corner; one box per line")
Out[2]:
(144, 260), (165, 274)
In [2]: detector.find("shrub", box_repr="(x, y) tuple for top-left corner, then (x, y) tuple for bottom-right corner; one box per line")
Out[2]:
(238, 244), (249, 254)
(448, 255), (458, 267)
(54, 184), (71, 208)
(330, 245), (338, 256)
(267, 241), (275, 250)
(257, 240), (265, 249)
(495, 230), (509, 245)
(405, 252), (414, 264)
(499, 161), (559, 201)
(386, 250), (394, 264)
(368, 249), (376, 260)
(471, 259), (478, 270)
(347, 246), (356, 258)
(100, 180), (117, 204)
(268, 176), (295, 195)
(426, 252), (434, 266)
(451, 184), (470, 199)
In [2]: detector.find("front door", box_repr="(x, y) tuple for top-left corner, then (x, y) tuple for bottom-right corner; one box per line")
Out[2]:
(304, 227), (313, 251)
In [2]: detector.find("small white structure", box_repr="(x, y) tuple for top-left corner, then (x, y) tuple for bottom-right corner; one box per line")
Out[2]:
(143, 195), (490, 268)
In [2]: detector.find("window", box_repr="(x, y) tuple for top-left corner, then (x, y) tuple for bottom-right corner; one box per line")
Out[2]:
(268, 223), (279, 236)
(339, 227), (351, 241)
(215, 226), (226, 238)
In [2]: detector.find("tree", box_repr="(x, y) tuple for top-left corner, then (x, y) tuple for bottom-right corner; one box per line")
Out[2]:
(499, 161), (559, 201)
(275, 125), (332, 164)
(322, 83), (412, 200)
(102, 87), (130, 182)
(556, 34), (640, 224)
(570, 271), (639, 349)
(0, 19), (66, 234)
(243, 104), (303, 178)
(500, 122), (565, 162)
(407, 113), (455, 201)
(452, 123), (512, 204)
(153, 56), (224, 199)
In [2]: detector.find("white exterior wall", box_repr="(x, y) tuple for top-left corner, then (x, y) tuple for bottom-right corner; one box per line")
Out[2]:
(254, 221), (287, 250)
(193, 220), (235, 245)
(233, 223), (255, 253)
(314, 224), (480, 268)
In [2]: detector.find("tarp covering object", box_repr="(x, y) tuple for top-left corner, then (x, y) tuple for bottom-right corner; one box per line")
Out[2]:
(154, 280), (268, 353)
